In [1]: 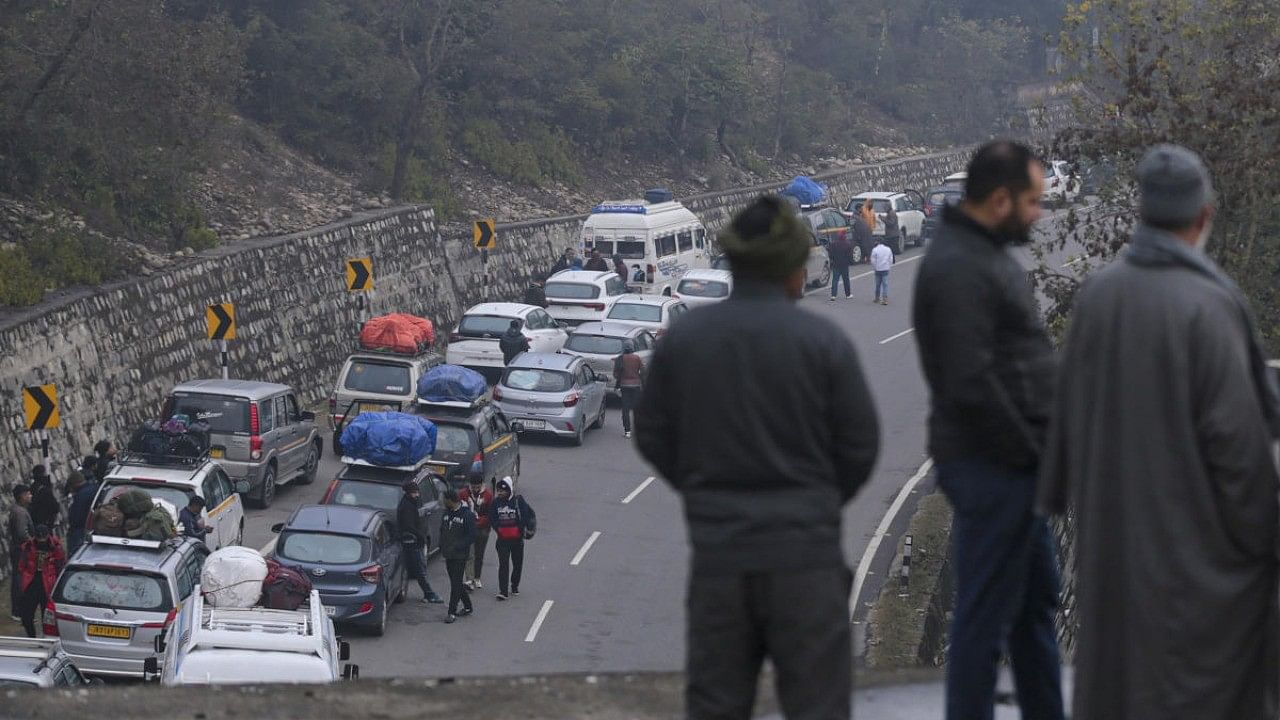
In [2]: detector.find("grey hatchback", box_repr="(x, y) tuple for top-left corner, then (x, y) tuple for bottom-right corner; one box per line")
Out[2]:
(559, 322), (655, 395)
(492, 352), (608, 446)
(0, 638), (96, 689)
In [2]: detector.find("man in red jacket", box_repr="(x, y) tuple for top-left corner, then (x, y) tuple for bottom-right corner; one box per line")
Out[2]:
(18, 525), (65, 637)
(458, 473), (494, 590)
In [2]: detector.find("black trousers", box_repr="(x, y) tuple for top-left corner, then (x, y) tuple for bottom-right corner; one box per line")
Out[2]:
(686, 567), (853, 720)
(403, 541), (436, 598)
(19, 582), (46, 638)
(620, 386), (642, 432)
(495, 539), (524, 595)
(445, 558), (472, 615)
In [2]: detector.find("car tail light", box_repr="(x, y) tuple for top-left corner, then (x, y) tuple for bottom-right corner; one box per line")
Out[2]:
(358, 601), (374, 615)
(250, 403), (263, 460)
(563, 393), (580, 408)
(472, 451), (484, 468)
(359, 565), (382, 584)
(43, 600), (60, 636)
(924, 204), (934, 217)
(588, 303), (605, 312)
(141, 607), (178, 630)
(321, 479), (339, 503)
(491, 385), (503, 401)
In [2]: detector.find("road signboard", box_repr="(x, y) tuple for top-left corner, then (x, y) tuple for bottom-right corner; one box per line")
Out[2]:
(206, 303), (236, 340)
(22, 385), (59, 430)
(346, 257), (373, 292)
(473, 220), (496, 250)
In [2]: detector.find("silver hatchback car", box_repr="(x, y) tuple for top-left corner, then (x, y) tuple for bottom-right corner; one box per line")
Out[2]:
(0, 637), (96, 688)
(49, 535), (209, 678)
(492, 352), (608, 446)
(559, 322), (656, 395)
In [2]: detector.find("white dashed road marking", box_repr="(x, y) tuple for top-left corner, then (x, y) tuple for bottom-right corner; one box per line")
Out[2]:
(879, 328), (916, 345)
(621, 476), (655, 504)
(525, 600), (554, 642)
(570, 531), (602, 566)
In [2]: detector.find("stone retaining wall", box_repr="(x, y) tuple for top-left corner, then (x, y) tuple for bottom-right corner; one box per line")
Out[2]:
(0, 147), (971, 570)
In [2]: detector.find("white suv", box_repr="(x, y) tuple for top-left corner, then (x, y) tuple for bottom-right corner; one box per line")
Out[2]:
(544, 270), (629, 326)
(446, 303), (568, 380)
(846, 192), (926, 252)
(94, 453), (248, 551)
(1042, 160), (1079, 206)
(145, 586), (357, 685)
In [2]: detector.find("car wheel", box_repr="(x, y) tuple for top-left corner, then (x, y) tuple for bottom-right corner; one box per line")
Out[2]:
(572, 420), (585, 447)
(394, 569), (408, 604)
(234, 521), (244, 547)
(819, 261), (831, 287)
(896, 233), (905, 255)
(252, 464), (277, 509)
(297, 442), (319, 485)
(851, 245), (863, 264)
(370, 595), (387, 637)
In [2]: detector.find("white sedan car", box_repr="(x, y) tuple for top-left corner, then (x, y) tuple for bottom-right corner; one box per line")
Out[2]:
(544, 270), (629, 327)
(446, 303), (568, 380)
(674, 269), (733, 309)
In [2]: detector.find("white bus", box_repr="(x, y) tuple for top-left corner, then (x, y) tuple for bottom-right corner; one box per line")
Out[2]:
(579, 189), (711, 296)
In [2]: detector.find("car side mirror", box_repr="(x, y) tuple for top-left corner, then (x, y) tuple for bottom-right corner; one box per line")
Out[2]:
(339, 640), (351, 661)
(343, 664), (360, 681)
(234, 480), (251, 494)
(271, 522), (284, 534)
(153, 635), (166, 654)
(300, 411), (316, 422)
(143, 656), (159, 677)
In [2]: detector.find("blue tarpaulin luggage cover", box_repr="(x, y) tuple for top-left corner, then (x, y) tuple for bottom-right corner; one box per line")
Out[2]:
(780, 176), (827, 206)
(340, 412), (437, 466)
(417, 364), (488, 403)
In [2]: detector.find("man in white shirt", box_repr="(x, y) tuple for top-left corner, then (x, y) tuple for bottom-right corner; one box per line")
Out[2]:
(870, 237), (894, 305)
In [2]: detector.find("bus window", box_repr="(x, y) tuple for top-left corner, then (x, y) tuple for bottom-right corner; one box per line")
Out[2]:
(656, 234), (677, 258)
(678, 231), (693, 252)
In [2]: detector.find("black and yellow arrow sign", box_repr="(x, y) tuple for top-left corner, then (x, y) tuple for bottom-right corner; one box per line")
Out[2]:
(206, 303), (236, 340)
(346, 257), (373, 292)
(473, 220), (496, 250)
(23, 384), (59, 430)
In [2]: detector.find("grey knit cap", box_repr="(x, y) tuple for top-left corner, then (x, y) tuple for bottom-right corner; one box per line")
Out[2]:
(1137, 144), (1214, 226)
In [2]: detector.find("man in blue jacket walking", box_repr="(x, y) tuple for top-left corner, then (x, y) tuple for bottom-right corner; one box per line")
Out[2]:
(440, 489), (476, 624)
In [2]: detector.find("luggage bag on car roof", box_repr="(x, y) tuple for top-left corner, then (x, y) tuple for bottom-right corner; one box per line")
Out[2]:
(340, 411), (438, 467)
(417, 364), (487, 404)
(360, 313), (436, 354)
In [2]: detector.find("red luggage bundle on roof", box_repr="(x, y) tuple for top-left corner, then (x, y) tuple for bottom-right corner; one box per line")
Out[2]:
(359, 313), (435, 354)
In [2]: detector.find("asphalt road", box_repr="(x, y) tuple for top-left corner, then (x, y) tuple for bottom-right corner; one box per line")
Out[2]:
(236, 204), (1093, 680)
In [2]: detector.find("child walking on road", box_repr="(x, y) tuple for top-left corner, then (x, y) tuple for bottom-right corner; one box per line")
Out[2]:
(871, 237), (894, 305)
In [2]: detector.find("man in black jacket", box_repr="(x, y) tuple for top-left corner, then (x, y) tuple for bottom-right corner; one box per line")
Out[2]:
(912, 141), (1064, 720)
(439, 489), (475, 623)
(396, 481), (443, 604)
(498, 320), (531, 366)
(636, 195), (880, 720)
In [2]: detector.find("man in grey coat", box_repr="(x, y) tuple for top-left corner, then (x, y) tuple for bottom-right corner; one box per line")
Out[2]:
(1040, 144), (1280, 719)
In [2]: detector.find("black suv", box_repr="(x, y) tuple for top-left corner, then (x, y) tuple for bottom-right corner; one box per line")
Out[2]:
(414, 398), (520, 490)
(921, 185), (964, 244)
(320, 459), (447, 543)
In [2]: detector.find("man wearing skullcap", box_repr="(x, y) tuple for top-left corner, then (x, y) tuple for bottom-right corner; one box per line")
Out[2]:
(636, 195), (880, 719)
(1041, 144), (1280, 719)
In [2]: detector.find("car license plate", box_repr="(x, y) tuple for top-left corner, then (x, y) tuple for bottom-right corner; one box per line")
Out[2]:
(358, 403), (390, 414)
(86, 623), (132, 640)
(428, 464), (448, 476)
(521, 420), (546, 430)
(324, 606), (337, 617)
(209, 448), (225, 459)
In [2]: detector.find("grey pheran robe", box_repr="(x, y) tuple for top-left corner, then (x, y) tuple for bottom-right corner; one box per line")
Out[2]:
(1040, 225), (1280, 720)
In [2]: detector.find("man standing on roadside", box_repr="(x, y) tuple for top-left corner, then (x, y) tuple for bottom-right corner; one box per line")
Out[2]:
(870, 236), (894, 305)
(614, 341), (645, 438)
(550, 246), (576, 276)
(397, 481), (443, 605)
(7, 485), (34, 622)
(828, 229), (854, 301)
(636, 195), (880, 720)
(458, 472), (493, 590)
(1040, 145), (1280, 719)
(584, 249), (609, 271)
(439, 489), (475, 624)
(912, 140), (1064, 720)
(65, 471), (98, 556)
(499, 320), (530, 366)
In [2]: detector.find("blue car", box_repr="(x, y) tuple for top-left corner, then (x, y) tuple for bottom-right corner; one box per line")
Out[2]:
(271, 505), (406, 636)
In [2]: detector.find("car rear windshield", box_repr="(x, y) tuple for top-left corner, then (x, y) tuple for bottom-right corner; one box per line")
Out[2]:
(677, 279), (729, 298)
(167, 394), (250, 434)
(564, 334), (626, 355)
(100, 482), (192, 511)
(433, 424), (475, 455)
(502, 368), (574, 393)
(458, 315), (517, 338)
(607, 303), (662, 322)
(329, 481), (402, 513)
(850, 198), (892, 213)
(544, 282), (600, 300)
(344, 360), (411, 395)
(927, 190), (962, 207)
(55, 568), (172, 612)
(278, 532), (368, 564)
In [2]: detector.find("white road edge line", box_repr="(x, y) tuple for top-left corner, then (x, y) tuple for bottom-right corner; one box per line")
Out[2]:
(849, 458), (934, 620)
(570, 531), (602, 566)
(879, 328), (916, 345)
(622, 476), (655, 504)
(525, 600), (554, 643)
(258, 538), (277, 556)
(805, 253), (925, 296)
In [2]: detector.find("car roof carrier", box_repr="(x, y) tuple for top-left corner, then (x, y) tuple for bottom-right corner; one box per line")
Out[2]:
(85, 534), (170, 551)
(340, 456), (433, 473)
(117, 449), (209, 469)
(415, 396), (489, 413)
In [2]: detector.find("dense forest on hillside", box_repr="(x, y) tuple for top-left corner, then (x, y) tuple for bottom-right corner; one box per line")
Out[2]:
(0, 0), (1063, 304)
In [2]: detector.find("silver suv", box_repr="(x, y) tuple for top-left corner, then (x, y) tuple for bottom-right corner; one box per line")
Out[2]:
(165, 380), (321, 508)
(0, 637), (96, 688)
(329, 348), (444, 455)
(49, 535), (209, 678)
